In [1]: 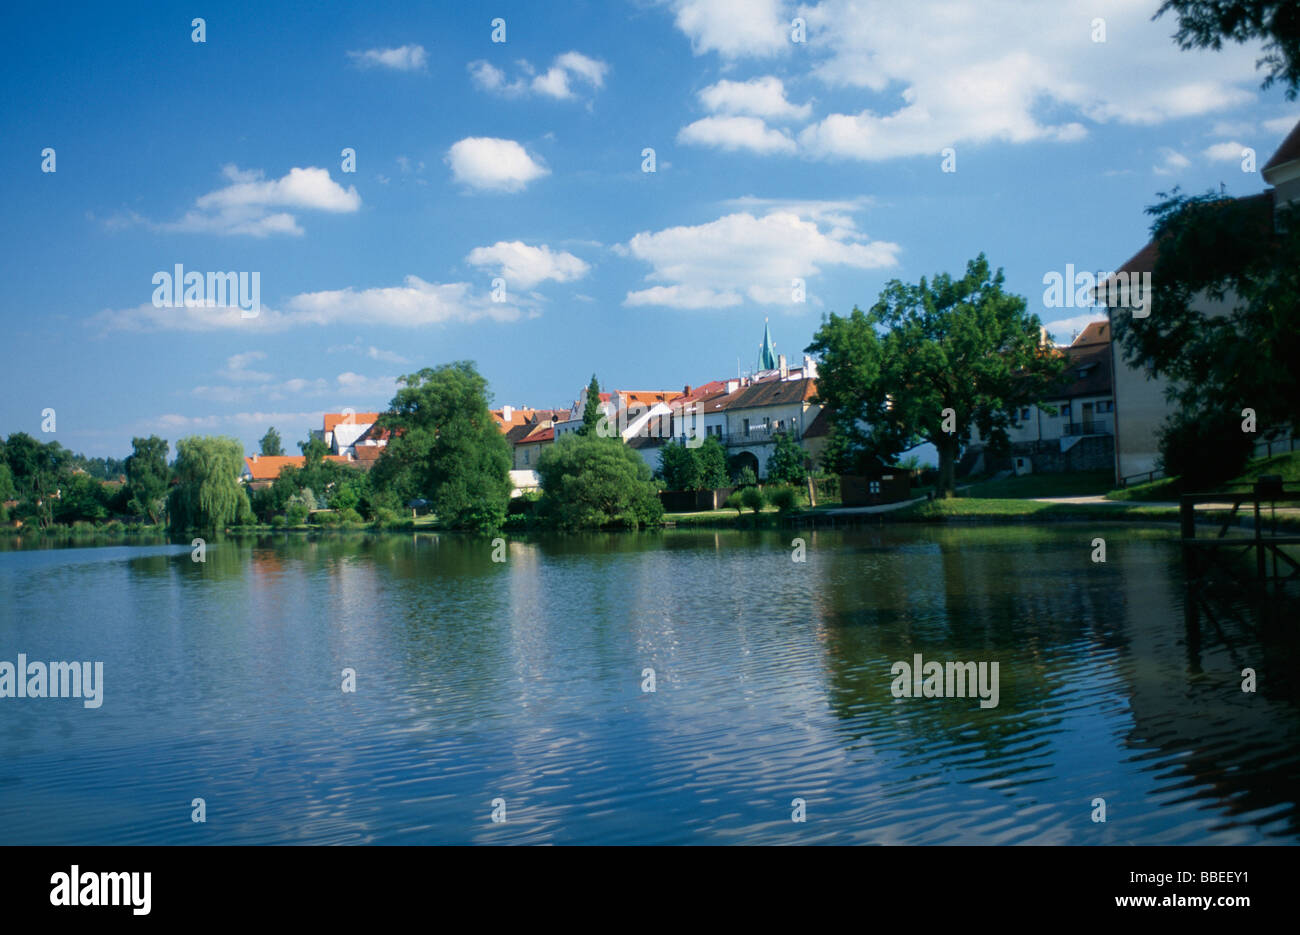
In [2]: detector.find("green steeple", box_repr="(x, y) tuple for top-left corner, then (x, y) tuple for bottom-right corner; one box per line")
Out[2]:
(758, 318), (777, 371)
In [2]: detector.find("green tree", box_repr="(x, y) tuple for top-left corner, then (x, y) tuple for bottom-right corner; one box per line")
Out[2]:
(1156, 1), (1300, 98)
(765, 431), (809, 484)
(167, 436), (252, 532)
(54, 472), (111, 523)
(578, 374), (603, 437)
(299, 436), (329, 463)
(124, 435), (169, 524)
(1113, 190), (1300, 483)
(373, 361), (512, 531)
(259, 426), (285, 456)
(806, 254), (1063, 498)
(0, 462), (14, 503)
(536, 434), (663, 530)
(697, 436), (729, 489)
(659, 441), (702, 491)
(3, 433), (67, 527)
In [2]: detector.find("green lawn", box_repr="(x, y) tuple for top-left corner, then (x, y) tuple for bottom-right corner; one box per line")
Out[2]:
(958, 470), (1113, 499)
(1107, 450), (1300, 501)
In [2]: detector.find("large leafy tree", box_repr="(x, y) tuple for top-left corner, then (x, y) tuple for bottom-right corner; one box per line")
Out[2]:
(3, 432), (68, 527)
(1113, 190), (1300, 481)
(372, 361), (512, 532)
(124, 435), (170, 524)
(659, 441), (701, 491)
(1156, 1), (1300, 98)
(696, 436), (728, 488)
(259, 427), (285, 456)
(167, 436), (252, 532)
(578, 374), (602, 437)
(765, 431), (810, 484)
(536, 434), (663, 529)
(806, 254), (1062, 498)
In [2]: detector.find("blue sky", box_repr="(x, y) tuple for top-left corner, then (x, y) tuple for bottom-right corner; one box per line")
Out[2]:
(2, 0), (1296, 458)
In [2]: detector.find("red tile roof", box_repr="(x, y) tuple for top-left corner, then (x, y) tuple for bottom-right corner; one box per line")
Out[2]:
(324, 413), (380, 433)
(243, 454), (353, 480)
(1070, 321), (1110, 346)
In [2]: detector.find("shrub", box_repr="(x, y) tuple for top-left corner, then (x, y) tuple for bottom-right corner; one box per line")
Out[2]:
(338, 507), (364, 525)
(270, 515), (287, 528)
(732, 465), (758, 488)
(314, 510), (342, 526)
(723, 491), (744, 517)
(285, 503), (309, 526)
(371, 506), (400, 529)
(740, 485), (765, 514)
(768, 485), (798, 514)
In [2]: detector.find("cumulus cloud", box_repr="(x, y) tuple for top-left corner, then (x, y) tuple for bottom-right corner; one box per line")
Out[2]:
(468, 51), (608, 100)
(93, 276), (529, 333)
(1204, 141), (1249, 163)
(618, 209), (899, 309)
(1153, 147), (1191, 175)
(698, 76), (810, 120)
(220, 351), (272, 383)
(446, 137), (549, 192)
(466, 241), (590, 289)
(161, 164), (361, 236)
(666, 0), (1261, 162)
(679, 116), (797, 154)
(347, 45), (427, 71)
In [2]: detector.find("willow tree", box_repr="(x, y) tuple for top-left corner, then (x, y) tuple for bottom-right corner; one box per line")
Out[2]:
(168, 436), (252, 532)
(807, 254), (1063, 498)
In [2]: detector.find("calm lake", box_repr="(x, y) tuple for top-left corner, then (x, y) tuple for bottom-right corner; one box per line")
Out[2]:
(1, 525), (1297, 845)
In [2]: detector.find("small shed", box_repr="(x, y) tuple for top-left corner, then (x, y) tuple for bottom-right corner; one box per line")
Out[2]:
(840, 459), (911, 506)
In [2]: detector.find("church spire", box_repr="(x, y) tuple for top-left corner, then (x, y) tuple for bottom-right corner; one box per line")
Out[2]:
(758, 318), (777, 371)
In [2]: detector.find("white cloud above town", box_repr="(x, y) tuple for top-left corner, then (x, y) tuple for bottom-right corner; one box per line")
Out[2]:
(466, 241), (591, 289)
(93, 276), (530, 333)
(618, 209), (899, 308)
(1204, 141), (1249, 163)
(468, 51), (609, 100)
(160, 164), (361, 236)
(697, 76), (811, 120)
(1153, 147), (1191, 175)
(347, 44), (427, 71)
(679, 115), (797, 154)
(665, 0), (1261, 161)
(446, 137), (549, 192)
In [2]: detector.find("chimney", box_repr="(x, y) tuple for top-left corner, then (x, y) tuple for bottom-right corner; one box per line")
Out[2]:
(727, 379), (739, 393)
(803, 354), (818, 380)
(502, 404), (513, 423)
(251, 454), (258, 462)
(684, 384), (691, 396)
(778, 354), (788, 378)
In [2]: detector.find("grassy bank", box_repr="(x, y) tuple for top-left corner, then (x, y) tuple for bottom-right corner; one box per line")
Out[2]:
(1107, 450), (1300, 501)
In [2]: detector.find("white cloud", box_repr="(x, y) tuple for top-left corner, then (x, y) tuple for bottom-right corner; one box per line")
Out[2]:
(668, 0), (1261, 162)
(1043, 311), (1109, 344)
(446, 137), (549, 192)
(193, 371), (398, 404)
(466, 241), (590, 289)
(221, 351), (272, 382)
(468, 51), (609, 100)
(347, 45), (427, 71)
(93, 276), (528, 333)
(1264, 114), (1300, 135)
(1204, 141), (1249, 163)
(162, 165), (361, 236)
(678, 116), (797, 154)
(698, 76), (810, 120)
(671, 0), (789, 58)
(1153, 147), (1191, 175)
(619, 209), (899, 309)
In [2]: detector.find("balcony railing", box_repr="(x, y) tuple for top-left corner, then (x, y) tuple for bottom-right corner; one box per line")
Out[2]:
(722, 427), (799, 446)
(1062, 420), (1112, 436)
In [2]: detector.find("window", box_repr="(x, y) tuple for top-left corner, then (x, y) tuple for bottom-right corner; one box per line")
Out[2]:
(1020, 407), (1030, 420)
(743, 418), (750, 434)
(869, 481), (881, 494)
(1061, 403), (1072, 418)
(1096, 400), (1113, 413)
(524, 450), (530, 465)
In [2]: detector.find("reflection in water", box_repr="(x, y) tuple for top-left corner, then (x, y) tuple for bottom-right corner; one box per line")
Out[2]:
(0, 526), (1296, 844)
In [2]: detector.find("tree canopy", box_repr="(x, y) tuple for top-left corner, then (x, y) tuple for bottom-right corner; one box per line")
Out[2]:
(578, 374), (602, 437)
(124, 435), (169, 524)
(259, 426), (285, 456)
(806, 254), (1062, 497)
(167, 436), (252, 532)
(1156, 1), (1300, 98)
(372, 361), (512, 532)
(536, 434), (663, 529)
